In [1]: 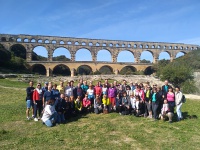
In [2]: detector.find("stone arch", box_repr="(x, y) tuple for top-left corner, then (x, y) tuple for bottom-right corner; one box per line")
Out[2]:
(38, 39), (43, 43)
(159, 51), (171, 60)
(99, 65), (113, 74)
(52, 40), (56, 44)
(17, 38), (21, 42)
(117, 50), (134, 62)
(1, 37), (6, 42)
(9, 37), (14, 42)
(10, 44), (26, 59)
(32, 46), (48, 61)
(97, 49), (112, 62)
(24, 38), (29, 42)
(176, 51), (186, 58)
(75, 48), (92, 61)
(45, 40), (50, 43)
(53, 47), (71, 61)
(60, 41), (64, 44)
(76, 65), (93, 75)
(89, 42), (93, 46)
(144, 66), (154, 75)
(31, 64), (46, 75)
(140, 50), (153, 63)
(31, 39), (36, 43)
(52, 64), (71, 76)
(120, 66), (137, 75)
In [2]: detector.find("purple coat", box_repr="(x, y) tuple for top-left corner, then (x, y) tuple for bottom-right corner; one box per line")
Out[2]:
(108, 87), (117, 98)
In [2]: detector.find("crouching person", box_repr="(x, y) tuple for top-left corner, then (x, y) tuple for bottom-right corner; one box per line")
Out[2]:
(94, 95), (102, 114)
(102, 94), (111, 114)
(82, 94), (92, 113)
(41, 99), (57, 127)
(160, 99), (174, 123)
(74, 96), (83, 114)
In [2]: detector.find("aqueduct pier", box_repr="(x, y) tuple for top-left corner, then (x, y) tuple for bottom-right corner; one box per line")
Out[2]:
(0, 34), (199, 76)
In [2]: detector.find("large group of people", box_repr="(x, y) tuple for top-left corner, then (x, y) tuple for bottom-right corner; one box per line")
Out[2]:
(26, 79), (185, 127)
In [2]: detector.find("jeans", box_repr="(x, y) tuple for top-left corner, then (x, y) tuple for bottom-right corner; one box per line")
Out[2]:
(152, 102), (159, 119)
(57, 113), (65, 123)
(176, 103), (183, 119)
(44, 112), (58, 127)
(26, 100), (33, 109)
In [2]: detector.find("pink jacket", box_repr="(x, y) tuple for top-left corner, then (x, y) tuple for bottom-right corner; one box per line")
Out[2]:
(134, 89), (145, 101)
(82, 98), (91, 107)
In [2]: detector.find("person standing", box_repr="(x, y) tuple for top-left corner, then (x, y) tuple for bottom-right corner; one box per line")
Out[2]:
(33, 83), (43, 121)
(26, 81), (35, 120)
(57, 81), (65, 94)
(175, 87), (183, 121)
(162, 80), (171, 98)
(43, 85), (53, 107)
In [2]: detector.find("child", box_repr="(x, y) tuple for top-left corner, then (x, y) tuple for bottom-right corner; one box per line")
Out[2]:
(74, 96), (83, 114)
(130, 94), (136, 115)
(94, 95), (102, 114)
(115, 93), (122, 113)
(160, 99), (169, 121)
(63, 96), (71, 120)
(102, 94), (111, 113)
(82, 94), (92, 113)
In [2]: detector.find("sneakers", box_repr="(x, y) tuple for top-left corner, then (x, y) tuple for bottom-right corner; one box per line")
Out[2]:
(27, 117), (30, 120)
(34, 118), (39, 121)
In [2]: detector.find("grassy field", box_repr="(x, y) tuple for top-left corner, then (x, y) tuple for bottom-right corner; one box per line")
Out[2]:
(0, 79), (200, 150)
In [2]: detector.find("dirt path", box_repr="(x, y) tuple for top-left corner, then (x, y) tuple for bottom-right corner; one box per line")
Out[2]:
(184, 94), (200, 100)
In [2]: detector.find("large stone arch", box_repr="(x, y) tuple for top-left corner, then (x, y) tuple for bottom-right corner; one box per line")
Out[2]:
(140, 50), (154, 63)
(117, 50), (134, 62)
(158, 51), (171, 60)
(32, 46), (48, 61)
(31, 64), (46, 75)
(144, 66), (155, 75)
(96, 49), (112, 62)
(52, 64), (71, 76)
(10, 44), (27, 59)
(175, 51), (187, 58)
(99, 65), (114, 74)
(52, 47), (71, 61)
(76, 65), (93, 75)
(119, 66), (137, 75)
(75, 48), (92, 61)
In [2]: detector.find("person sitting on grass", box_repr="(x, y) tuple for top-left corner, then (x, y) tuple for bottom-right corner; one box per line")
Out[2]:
(55, 94), (66, 124)
(102, 94), (111, 113)
(130, 94), (136, 115)
(82, 94), (92, 113)
(41, 99), (58, 127)
(63, 96), (71, 120)
(94, 95), (103, 114)
(74, 96), (83, 114)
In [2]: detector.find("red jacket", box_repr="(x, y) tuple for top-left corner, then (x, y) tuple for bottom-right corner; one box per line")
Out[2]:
(95, 86), (102, 96)
(33, 89), (43, 101)
(82, 98), (91, 107)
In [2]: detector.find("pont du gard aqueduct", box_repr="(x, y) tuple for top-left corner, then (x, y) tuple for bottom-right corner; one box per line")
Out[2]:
(0, 34), (199, 77)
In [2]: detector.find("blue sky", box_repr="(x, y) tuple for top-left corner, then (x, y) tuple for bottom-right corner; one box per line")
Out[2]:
(1, 0), (200, 62)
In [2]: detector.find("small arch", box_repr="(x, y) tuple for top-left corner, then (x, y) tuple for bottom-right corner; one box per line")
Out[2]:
(75, 41), (79, 45)
(103, 43), (106, 46)
(163, 46), (166, 49)
(140, 44), (143, 48)
(169, 46), (172, 49)
(31, 64), (46, 75)
(190, 47), (193, 50)
(122, 44), (125, 47)
(185, 47), (188, 50)
(176, 51), (186, 58)
(45, 40), (49, 43)
(159, 51), (170, 60)
(174, 46), (178, 49)
(152, 45), (155, 48)
(9, 37), (14, 42)
(96, 43), (100, 46)
(76, 48), (92, 61)
(52, 40), (56, 44)
(82, 42), (86, 46)
(146, 45), (149, 48)
(24, 38), (29, 42)
(17, 38), (21, 42)
(99, 65), (113, 74)
(60, 41), (64, 44)
(128, 44), (131, 48)
(97, 49), (112, 62)
(117, 50), (134, 62)
(158, 45), (161, 48)
(32, 46), (48, 61)
(116, 43), (119, 47)
(67, 41), (72, 45)
(144, 66), (155, 75)
(53, 47), (71, 61)
(77, 65), (93, 75)
(140, 50), (153, 62)
(134, 44), (137, 48)
(31, 39), (36, 43)
(53, 64), (71, 76)
(89, 42), (93, 46)
(180, 46), (183, 50)
(1, 37), (7, 42)
(120, 66), (137, 75)
(109, 43), (113, 47)
(38, 39), (43, 43)
(10, 44), (26, 59)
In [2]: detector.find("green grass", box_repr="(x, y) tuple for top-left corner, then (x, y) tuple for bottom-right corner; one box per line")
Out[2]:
(0, 79), (200, 149)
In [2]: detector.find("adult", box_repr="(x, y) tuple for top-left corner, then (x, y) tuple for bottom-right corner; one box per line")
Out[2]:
(74, 83), (84, 100)
(151, 88), (159, 120)
(55, 94), (66, 124)
(95, 81), (102, 98)
(108, 83), (117, 110)
(144, 86), (152, 118)
(162, 80), (171, 98)
(57, 81), (64, 94)
(33, 83), (43, 121)
(52, 84), (60, 100)
(26, 81), (35, 120)
(42, 82), (48, 93)
(43, 85), (53, 107)
(94, 95), (102, 114)
(65, 81), (73, 97)
(167, 87), (175, 123)
(41, 99), (58, 127)
(87, 85), (95, 103)
(81, 80), (89, 95)
(175, 87), (183, 121)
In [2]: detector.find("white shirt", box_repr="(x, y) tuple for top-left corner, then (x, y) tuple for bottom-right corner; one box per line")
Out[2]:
(87, 89), (94, 96)
(130, 97), (136, 109)
(41, 104), (56, 122)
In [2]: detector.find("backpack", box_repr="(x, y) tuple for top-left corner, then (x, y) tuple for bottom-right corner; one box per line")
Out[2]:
(181, 95), (186, 103)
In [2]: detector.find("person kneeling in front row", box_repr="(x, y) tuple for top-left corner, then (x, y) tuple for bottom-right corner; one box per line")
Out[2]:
(41, 99), (57, 127)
